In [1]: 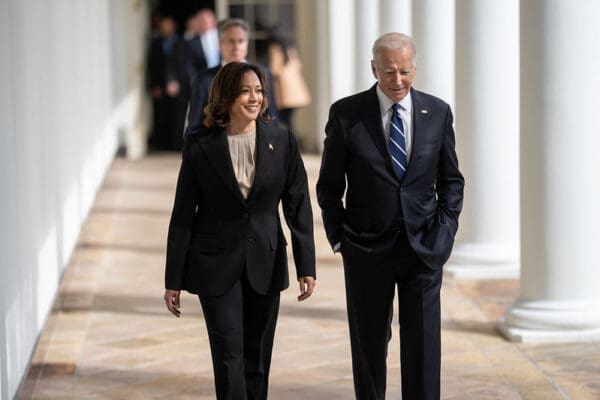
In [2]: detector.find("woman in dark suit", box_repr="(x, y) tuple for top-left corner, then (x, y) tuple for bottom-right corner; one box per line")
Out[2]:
(163, 62), (316, 400)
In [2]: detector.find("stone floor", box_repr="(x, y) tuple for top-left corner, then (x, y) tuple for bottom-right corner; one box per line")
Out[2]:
(16, 153), (600, 399)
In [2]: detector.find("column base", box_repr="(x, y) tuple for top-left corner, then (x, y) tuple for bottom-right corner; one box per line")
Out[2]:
(499, 300), (600, 343)
(445, 241), (519, 279)
(125, 123), (148, 160)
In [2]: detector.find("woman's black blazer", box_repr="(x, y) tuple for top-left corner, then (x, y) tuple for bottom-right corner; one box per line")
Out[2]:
(165, 120), (315, 296)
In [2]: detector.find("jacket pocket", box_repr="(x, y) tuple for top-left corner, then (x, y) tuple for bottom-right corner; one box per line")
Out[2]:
(269, 234), (288, 250)
(426, 210), (437, 231)
(346, 214), (374, 232)
(341, 235), (374, 254)
(191, 234), (222, 255)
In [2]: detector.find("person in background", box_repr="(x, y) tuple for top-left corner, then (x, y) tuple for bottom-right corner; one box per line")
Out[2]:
(266, 25), (311, 132)
(185, 18), (280, 136)
(183, 8), (220, 82)
(164, 62), (316, 400)
(147, 15), (187, 150)
(317, 32), (464, 400)
(197, 8), (220, 69)
(183, 12), (207, 79)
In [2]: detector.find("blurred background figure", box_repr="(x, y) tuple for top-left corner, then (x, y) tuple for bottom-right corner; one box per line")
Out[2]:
(185, 18), (280, 136)
(147, 15), (187, 151)
(183, 12), (207, 79)
(265, 25), (311, 132)
(183, 8), (220, 82)
(197, 8), (221, 69)
(149, 10), (162, 39)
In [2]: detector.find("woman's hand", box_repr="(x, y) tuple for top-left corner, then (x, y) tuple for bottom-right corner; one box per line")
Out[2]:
(297, 276), (316, 301)
(164, 289), (181, 317)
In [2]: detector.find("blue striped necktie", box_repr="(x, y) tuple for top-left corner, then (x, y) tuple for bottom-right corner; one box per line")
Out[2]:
(389, 103), (407, 180)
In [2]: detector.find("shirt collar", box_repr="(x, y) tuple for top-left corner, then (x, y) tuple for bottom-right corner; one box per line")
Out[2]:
(376, 84), (412, 115)
(221, 59), (247, 67)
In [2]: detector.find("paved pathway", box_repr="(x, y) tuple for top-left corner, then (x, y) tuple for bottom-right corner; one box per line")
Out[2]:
(17, 153), (600, 399)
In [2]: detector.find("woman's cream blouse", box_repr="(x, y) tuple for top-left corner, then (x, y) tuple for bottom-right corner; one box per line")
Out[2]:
(226, 131), (256, 199)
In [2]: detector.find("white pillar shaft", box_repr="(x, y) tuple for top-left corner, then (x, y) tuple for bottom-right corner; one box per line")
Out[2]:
(500, 0), (600, 343)
(355, 0), (378, 90)
(448, 0), (520, 278)
(411, 0), (455, 108)
(379, 0), (411, 35)
(329, 0), (356, 100)
(295, 0), (331, 152)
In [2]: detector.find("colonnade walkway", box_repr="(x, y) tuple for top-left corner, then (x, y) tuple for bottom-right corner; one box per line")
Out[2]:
(17, 153), (599, 399)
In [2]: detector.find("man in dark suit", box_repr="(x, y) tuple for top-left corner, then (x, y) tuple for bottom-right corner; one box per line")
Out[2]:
(147, 15), (187, 150)
(183, 8), (220, 81)
(185, 18), (280, 136)
(317, 33), (464, 400)
(183, 13), (208, 81)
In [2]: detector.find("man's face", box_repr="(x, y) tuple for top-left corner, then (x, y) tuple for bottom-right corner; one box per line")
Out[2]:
(220, 26), (248, 63)
(159, 17), (176, 37)
(371, 46), (416, 103)
(198, 11), (216, 33)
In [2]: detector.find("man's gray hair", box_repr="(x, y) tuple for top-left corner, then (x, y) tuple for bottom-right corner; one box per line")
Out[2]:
(218, 18), (250, 39)
(372, 32), (417, 67)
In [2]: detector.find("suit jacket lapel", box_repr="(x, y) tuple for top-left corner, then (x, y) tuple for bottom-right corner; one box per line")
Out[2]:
(199, 128), (247, 204)
(403, 88), (429, 185)
(362, 85), (398, 177)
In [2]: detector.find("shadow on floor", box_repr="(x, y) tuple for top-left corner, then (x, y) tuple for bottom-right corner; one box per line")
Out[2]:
(442, 319), (503, 338)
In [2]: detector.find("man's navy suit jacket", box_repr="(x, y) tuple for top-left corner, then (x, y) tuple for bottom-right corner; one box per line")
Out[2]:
(317, 85), (464, 269)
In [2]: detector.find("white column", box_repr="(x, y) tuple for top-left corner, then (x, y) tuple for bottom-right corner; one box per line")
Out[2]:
(379, 0), (411, 35)
(216, 0), (228, 19)
(411, 0), (455, 108)
(296, 0), (357, 152)
(108, 0), (150, 160)
(499, 0), (600, 343)
(295, 0), (331, 152)
(329, 0), (355, 101)
(446, 0), (520, 279)
(355, 0), (378, 91)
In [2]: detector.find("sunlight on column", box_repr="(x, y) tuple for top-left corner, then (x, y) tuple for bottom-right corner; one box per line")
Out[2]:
(37, 226), (59, 330)
(61, 185), (81, 265)
(5, 281), (33, 398)
(80, 127), (117, 222)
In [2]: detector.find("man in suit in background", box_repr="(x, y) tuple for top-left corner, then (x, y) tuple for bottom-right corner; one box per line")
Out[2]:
(147, 15), (187, 150)
(183, 8), (220, 81)
(185, 18), (279, 136)
(317, 32), (464, 400)
(196, 8), (220, 69)
(183, 12), (208, 80)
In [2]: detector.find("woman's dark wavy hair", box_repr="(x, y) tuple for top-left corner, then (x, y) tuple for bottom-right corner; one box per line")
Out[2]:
(203, 62), (273, 128)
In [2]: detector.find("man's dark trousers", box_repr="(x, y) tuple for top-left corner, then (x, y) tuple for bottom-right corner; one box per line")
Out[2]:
(342, 226), (442, 400)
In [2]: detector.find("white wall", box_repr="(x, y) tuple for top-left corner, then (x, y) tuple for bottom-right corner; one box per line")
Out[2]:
(0, 1), (147, 398)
